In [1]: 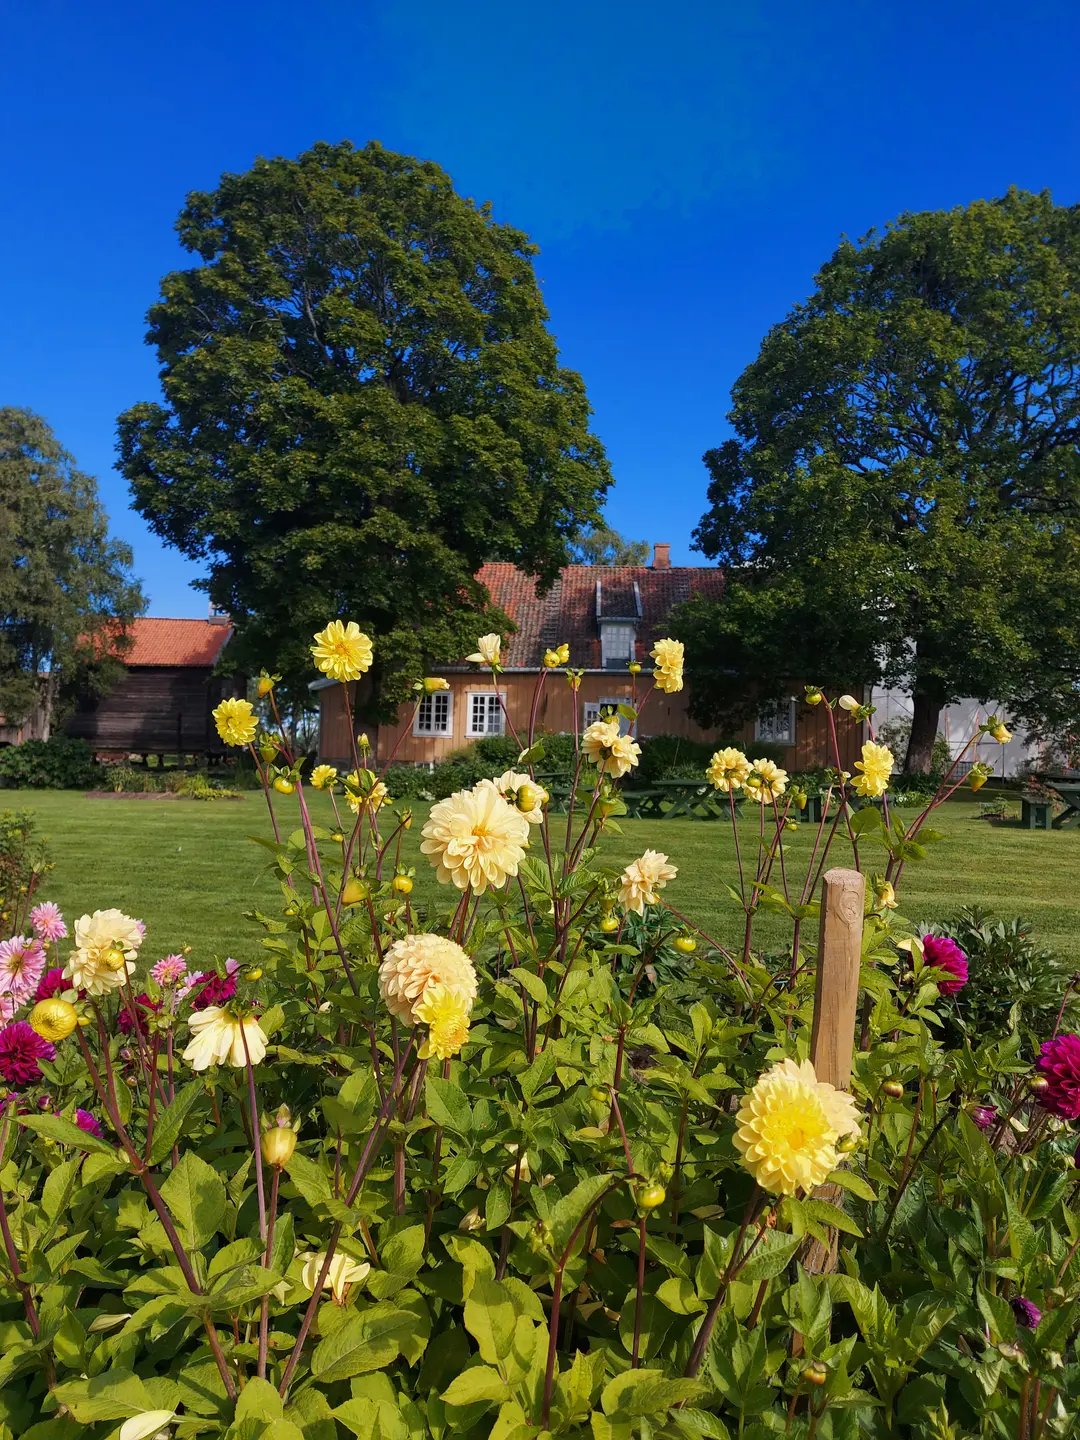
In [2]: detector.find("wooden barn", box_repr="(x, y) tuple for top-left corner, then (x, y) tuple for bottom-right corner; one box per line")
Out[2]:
(65, 617), (244, 762)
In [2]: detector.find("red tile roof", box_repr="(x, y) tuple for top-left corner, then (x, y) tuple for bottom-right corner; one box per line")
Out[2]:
(120, 618), (234, 668)
(470, 562), (724, 669)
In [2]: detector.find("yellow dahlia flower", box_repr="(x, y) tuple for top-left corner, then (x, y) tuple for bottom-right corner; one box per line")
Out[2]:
(311, 621), (373, 683)
(852, 741), (893, 799)
(213, 697), (258, 748)
(650, 638), (684, 694)
(734, 1058), (860, 1197)
(744, 758), (788, 804)
(466, 634), (502, 666)
(490, 770), (544, 825)
(873, 878), (898, 910)
(420, 783), (529, 893)
(415, 982), (472, 1060)
(988, 717), (1012, 744)
(300, 1251), (370, 1304)
(64, 909), (143, 996)
(29, 998), (77, 1042)
(422, 676), (450, 693)
(582, 719), (642, 778)
(310, 764), (338, 790)
(183, 1007), (268, 1071)
(618, 850), (678, 915)
(706, 746), (752, 793)
(543, 642), (570, 667)
(344, 769), (390, 814)
(378, 933), (477, 1023)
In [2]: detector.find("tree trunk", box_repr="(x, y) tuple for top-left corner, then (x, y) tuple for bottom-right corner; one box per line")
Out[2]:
(904, 691), (942, 775)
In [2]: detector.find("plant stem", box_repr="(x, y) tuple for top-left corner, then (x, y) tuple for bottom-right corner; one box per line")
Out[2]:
(257, 1166), (281, 1380)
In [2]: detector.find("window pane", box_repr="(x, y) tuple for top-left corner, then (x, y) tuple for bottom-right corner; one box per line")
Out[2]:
(417, 692), (450, 734)
(756, 703), (793, 744)
(601, 623), (635, 669)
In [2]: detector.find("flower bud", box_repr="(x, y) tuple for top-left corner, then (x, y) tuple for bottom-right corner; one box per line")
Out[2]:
(391, 874), (413, 895)
(422, 677), (450, 693)
(515, 782), (543, 814)
(101, 947), (127, 973)
(356, 733), (371, 752)
(802, 1362), (828, 1386)
(29, 998), (78, 1042)
(804, 687), (823, 706)
(673, 935), (696, 954)
(272, 776), (295, 795)
(458, 1206), (484, 1231)
(837, 694), (859, 712)
(242, 967), (263, 981)
(881, 1080), (905, 1099)
(628, 662), (642, 675)
(1029, 1075), (1050, 1095)
(257, 675), (274, 697)
(341, 878), (369, 907)
(261, 1124), (297, 1169)
(636, 1182), (667, 1211)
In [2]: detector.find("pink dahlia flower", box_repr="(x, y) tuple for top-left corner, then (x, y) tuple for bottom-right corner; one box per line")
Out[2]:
(151, 954), (188, 987)
(0, 1022), (56, 1086)
(923, 935), (968, 996)
(75, 1109), (103, 1139)
(1035, 1034), (1080, 1120)
(0, 936), (46, 1005)
(29, 903), (67, 943)
(190, 958), (240, 1011)
(34, 968), (67, 1003)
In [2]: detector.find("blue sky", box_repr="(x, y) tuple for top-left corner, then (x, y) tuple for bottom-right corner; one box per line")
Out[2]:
(2, 0), (1078, 616)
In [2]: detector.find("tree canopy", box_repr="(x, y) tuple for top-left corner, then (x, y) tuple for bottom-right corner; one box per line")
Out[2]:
(0, 407), (145, 734)
(569, 523), (649, 566)
(679, 188), (1080, 771)
(118, 140), (610, 712)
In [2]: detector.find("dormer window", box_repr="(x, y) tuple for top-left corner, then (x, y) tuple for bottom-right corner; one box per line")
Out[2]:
(600, 622), (636, 670)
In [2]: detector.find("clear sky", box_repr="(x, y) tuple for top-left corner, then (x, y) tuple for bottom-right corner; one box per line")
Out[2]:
(2, 0), (1078, 616)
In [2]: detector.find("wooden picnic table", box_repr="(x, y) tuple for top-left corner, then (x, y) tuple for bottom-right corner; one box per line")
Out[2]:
(623, 778), (741, 821)
(1030, 772), (1080, 829)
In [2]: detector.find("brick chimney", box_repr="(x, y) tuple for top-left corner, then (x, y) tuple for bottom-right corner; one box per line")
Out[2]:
(652, 542), (671, 570)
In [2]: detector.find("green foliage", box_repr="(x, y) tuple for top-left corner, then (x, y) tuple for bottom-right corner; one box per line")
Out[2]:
(0, 808), (52, 914)
(680, 189), (1080, 770)
(637, 735), (788, 784)
(0, 407), (145, 733)
(939, 905), (1080, 1045)
(569, 523), (650, 566)
(0, 737), (103, 790)
(117, 140), (610, 714)
(877, 717), (953, 781)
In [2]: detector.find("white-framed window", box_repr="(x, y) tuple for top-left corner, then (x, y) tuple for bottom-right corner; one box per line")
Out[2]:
(466, 690), (505, 738)
(755, 699), (796, 746)
(414, 690), (453, 737)
(600, 622), (636, 670)
(583, 697), (633, 735)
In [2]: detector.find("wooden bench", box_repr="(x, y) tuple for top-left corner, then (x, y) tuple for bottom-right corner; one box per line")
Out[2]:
(1021, 798), (1053, 830)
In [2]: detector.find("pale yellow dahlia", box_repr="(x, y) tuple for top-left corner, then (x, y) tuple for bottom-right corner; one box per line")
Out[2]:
(490, 770), (544, 825)
(422, 676), (450, 693)
(618, 850), (678, 915)
(706, 746), (752, 793)
(64, 909), (144, 996)
(344, 769), (390, 815)
(378, 933), (478, 1023)
(415, 982), (472, 1060)
(852, 741), (894, 799)
(183, 1007), (268, 1071)
(213, 697), (258, 748)
(310, 764), (338, 790)
(744, 758), (788, 804)
(650, 638), (684, 694)
(466, 634), (502, 666)
(311, 621), (373, 683)
(733, 1058), (860, 1197)
(582, 719), (642, 778)
(543, 643), (570, 668)
(420, 783), (529, 893)
(988, 717), (1012, 744)
(300, 1251), (370, 1304)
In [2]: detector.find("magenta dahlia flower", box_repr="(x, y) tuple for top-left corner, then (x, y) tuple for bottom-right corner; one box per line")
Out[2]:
(1011, 1296), (1042, 1329)
(0, 936), (46, 1005)
(923, 935), (968, 995)
(0, 1022), (56, 1086)
(970, 1105), (997, 1132)
(29, 903), (67, 943)
(75, 1109), (103, 1139)
(117, 992), (160, 1034)
(34, 968), (67, 1003)
(190, 958), (240, 1010)
(1035, 1034), (1080, 1119)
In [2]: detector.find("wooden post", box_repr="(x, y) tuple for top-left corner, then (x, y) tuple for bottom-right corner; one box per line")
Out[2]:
(803, 866), (865, 1276)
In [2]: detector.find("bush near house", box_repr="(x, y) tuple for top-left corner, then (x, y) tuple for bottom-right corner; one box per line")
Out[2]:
(0, 736), (103, 790)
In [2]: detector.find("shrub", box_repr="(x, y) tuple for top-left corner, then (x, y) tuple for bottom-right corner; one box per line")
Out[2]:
(0, 808), (52, 917)
(2, 671), (1077, 1436)
(0, 735), (103, 790)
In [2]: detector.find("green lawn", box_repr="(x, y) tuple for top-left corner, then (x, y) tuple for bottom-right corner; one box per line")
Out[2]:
(5, 788), (1080, 964)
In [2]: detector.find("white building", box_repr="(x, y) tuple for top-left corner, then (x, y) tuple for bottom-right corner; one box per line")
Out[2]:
(868, 688), (1038, 778)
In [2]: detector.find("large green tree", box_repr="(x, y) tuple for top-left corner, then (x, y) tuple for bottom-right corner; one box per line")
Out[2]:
(569, 523), (649, 566)
(0, 408), (145, 734)
(680, 188), (1080, 772)
(118, 140), (610, 711)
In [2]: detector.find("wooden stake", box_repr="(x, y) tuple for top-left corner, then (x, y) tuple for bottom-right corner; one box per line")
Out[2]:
(803, 866), (865, 1276)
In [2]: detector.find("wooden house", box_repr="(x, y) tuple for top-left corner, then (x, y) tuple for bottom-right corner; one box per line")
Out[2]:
(65, 617), (243, 762)
(313, 546), (861, 773)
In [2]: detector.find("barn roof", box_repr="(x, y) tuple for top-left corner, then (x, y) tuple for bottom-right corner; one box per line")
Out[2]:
(121, 618), (234, 668)
(471, 560), (723, 670)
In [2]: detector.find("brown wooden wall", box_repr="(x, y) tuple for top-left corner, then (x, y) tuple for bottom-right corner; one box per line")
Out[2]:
(318, 674), (863, 773)
(65, 667), (245, 755)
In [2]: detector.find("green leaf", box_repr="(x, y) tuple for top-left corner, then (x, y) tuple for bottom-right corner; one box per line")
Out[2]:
(656, 1277), (706, 1315)
(825, 1169), (878, 1203)
(367, 1225), (425, 1300)
(549, 1174), (614, 1257)
(51, 1370), (156, 1423)
(284, 1151), (333, 1209)
(310, 1304), (415, 1383)
(235, 1377), (285, 1421)
(425, 1076), (472, 1134)
(333, 1397), (408, 1440)
(41, 1157), (82, 1220)
(158, 1151), (226, 1249)
(737, 1231), (802, 1285)
(440, 1365), (509, 1406)
(601, 1372), (703, 1417)
(148, 1080), (205, 1166)
(17, 1112), (116, 1157)
(464, 1276), (516, 1364)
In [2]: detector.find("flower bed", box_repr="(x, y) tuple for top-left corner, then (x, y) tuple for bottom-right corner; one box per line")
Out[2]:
(0, 638), (1073, 1438)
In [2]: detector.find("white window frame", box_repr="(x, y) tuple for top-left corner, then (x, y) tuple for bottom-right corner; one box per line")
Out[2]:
(583, 697), (634, 735)
(600, 622), (636, 670)
(465, 689), (506, 738)
(754, 698), (797, 746)
(413, 689), (453, 737)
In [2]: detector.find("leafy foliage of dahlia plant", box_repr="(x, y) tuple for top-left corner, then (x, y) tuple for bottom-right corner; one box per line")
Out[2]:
(0, 643), (1078, 1439)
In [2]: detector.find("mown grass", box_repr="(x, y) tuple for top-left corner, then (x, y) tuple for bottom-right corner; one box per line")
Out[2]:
(6, 787), (1080, 965)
